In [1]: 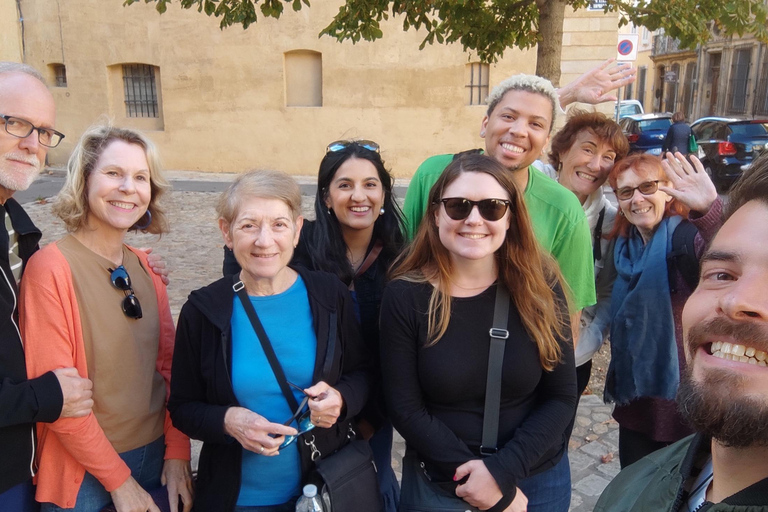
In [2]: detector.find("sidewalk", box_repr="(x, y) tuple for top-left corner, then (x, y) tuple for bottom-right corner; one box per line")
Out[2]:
(21, 185), (618, 511)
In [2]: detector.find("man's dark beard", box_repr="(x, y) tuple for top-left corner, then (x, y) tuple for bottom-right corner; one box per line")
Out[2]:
(677, 317), (768, 447)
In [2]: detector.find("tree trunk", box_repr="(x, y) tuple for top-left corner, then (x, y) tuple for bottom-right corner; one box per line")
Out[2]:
(535, 0), (567, 86)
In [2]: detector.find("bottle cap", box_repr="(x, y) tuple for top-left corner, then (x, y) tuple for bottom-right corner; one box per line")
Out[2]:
(303, 484), (318, 497)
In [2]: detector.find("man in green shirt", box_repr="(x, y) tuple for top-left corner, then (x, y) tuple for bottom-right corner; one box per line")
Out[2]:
(404, 73), (619, 342)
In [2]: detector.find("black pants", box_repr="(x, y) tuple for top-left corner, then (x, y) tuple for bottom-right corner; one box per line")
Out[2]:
(618, 426), (672, 468)
(575, 360), (592, 398)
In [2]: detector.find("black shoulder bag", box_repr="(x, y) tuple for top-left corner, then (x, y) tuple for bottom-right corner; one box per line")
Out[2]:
(233, 276), (383, 512)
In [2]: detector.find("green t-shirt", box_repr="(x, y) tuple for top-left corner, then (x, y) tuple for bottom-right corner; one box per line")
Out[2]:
(402, 153), (596, 311)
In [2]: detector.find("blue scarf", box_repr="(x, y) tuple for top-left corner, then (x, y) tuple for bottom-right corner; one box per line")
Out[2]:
(605, 216), (683, 405)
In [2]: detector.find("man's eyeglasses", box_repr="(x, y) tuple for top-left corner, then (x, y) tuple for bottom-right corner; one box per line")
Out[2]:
(326, 139), (380, 154)
(108, 266), (143, 319)
(0, 114), (65, 148)
(437, 198), (511, 222)
(614, 180), (661, 201)
(279, 381), (316, 450)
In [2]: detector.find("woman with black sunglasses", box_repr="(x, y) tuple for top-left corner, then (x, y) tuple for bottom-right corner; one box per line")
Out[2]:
(20, 125), (193, 512)
(380, 153), (576, 512)
(605, 152), (722, 468)
(169, 170), (372, 512)
(222, 140), (405, 512)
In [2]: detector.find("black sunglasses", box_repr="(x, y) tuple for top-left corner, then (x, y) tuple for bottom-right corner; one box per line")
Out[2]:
(437, 198), (511, 221)
(326, 139), (380, 154)
(108, 266), (143, 319)
(279, 381), (316, 450)
(614, 180), (661, 201)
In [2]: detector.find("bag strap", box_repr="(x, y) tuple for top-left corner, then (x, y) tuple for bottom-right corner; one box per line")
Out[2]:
(480, 284), (510, 455)
(351, 239), (383, 285)
(233, 275), (300, 412)
(667, 220), (699, 293)
(593, 206), (606, 263)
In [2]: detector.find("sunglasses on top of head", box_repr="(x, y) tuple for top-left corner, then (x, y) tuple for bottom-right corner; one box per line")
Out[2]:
(108, 265), (143, 319)
(436, 197), (511, 222)
(326, 139), (380, 154)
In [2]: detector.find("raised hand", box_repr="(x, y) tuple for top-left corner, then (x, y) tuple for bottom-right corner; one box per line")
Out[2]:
(660, 152), (718, 214)
(558, 59), (637, 107)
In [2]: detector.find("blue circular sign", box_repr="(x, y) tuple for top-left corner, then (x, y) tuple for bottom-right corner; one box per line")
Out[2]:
(618, 40), (634, 56)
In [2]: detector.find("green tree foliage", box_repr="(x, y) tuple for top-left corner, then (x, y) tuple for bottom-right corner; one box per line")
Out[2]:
(125, 0), (768, 81)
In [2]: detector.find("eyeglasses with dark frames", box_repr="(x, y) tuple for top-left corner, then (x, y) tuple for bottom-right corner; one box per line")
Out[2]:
(279, 381), (316, 450)
(108, 266), (143, 319)
(326, 139), (380, 154)
(0, 114), (65, 148)
(437, 197), (511, 222)
(614, 180), (661, 201)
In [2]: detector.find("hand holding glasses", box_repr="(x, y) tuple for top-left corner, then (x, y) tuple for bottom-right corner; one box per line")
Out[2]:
(279, 381), (344, 449)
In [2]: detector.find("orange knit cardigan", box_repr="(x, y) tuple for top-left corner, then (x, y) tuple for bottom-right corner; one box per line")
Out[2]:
(20, 242), (190, 509)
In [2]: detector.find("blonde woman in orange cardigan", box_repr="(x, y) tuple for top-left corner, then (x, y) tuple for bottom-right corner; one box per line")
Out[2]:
(20, 125), (192, 512)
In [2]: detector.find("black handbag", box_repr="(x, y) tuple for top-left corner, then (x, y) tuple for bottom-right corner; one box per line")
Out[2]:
(233, 276), (383, 512)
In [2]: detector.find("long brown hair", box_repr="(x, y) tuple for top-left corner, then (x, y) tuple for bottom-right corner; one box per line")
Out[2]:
(390, 154), (567, 370)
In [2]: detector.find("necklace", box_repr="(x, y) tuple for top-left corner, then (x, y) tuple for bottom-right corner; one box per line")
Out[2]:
(347, 250), (366, 268)
(449, 278), (497, 291)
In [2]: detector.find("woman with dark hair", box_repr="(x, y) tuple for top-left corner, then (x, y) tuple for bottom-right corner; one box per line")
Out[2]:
(381, 153), (576, 511)
(221, 140), (405, 511)
(546, 110), (629, 396)
(605, 152), (721, 468)
(662, 112), (693, 155)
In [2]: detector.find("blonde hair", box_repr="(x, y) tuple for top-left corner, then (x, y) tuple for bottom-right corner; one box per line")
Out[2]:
(486, 74), (559, 133)
(216, 169), (302, 226)
(53, 124), (170, 234)
(390, 153), (568, 371)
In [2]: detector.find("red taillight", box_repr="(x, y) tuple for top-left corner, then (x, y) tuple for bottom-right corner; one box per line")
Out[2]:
(627, 133), (639, 143)
(718, 141), (737, 156)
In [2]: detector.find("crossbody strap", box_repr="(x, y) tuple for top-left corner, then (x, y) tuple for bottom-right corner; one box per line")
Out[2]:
(233, 275), (299, 412)
(480, 284), (511, 456)
(351, 239), (383, 285)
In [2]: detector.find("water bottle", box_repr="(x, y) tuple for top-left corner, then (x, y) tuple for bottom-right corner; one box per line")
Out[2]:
(295, 484), (325, 512)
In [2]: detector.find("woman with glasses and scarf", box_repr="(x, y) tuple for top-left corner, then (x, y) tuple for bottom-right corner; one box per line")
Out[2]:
(381, 153), (577, 512)
(605, 152), (722, 468)
(20, 125), (193, 512)
(170, 170), (371, 512)
(222, 140), (405, 512)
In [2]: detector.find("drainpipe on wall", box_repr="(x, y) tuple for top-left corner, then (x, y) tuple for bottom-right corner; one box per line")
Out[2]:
(15, 0), (25, 61)
(752, 42), (764, 119)
(693, 45), (702, 119)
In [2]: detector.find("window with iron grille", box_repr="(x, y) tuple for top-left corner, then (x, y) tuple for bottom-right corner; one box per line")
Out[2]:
(756, 50), (768, 116)
(52, 64), (67, 87)
(728, 48), (751, 114)
(466, 63), (489, 106)
(122, 64), (159, 118)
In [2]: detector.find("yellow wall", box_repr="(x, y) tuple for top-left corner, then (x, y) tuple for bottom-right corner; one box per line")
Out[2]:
(17, 0), (619, 176)
(0, 0), (22, 62)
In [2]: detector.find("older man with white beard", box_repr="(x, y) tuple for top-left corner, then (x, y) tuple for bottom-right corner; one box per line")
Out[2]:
(0, 62), (96, 512)
(594, 155), (768, 511)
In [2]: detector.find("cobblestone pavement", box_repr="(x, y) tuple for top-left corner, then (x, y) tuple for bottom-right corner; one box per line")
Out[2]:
(23, 172), (619, 512)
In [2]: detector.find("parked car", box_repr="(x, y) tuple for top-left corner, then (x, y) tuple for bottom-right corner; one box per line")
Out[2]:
(615, 99), (645, 119)
(691, 117), (768, 190)
(619, 113), (673, 155)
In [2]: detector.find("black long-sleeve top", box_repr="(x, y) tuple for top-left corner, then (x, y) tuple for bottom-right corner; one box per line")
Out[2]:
(379, 280), (577, 500)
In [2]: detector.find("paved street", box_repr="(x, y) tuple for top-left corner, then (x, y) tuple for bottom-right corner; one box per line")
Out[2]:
(22, 172), (618, 511)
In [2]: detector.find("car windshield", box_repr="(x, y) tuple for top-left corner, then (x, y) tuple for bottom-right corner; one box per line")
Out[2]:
(619, 104), (642, 116)
(730, 123), (768, 137)
(638, 119), (672, 131)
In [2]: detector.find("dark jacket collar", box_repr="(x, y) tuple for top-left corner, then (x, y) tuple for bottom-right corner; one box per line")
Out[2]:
(678, 434), (768, 511)
(186, 265), (338, 332)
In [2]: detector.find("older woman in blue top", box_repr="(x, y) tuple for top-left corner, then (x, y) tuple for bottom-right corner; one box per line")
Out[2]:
(169, 170), (371, 512)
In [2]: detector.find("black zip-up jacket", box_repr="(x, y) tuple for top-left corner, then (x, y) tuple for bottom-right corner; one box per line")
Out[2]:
(168, 266), (371, 512)
(0, 198), (63, 493)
